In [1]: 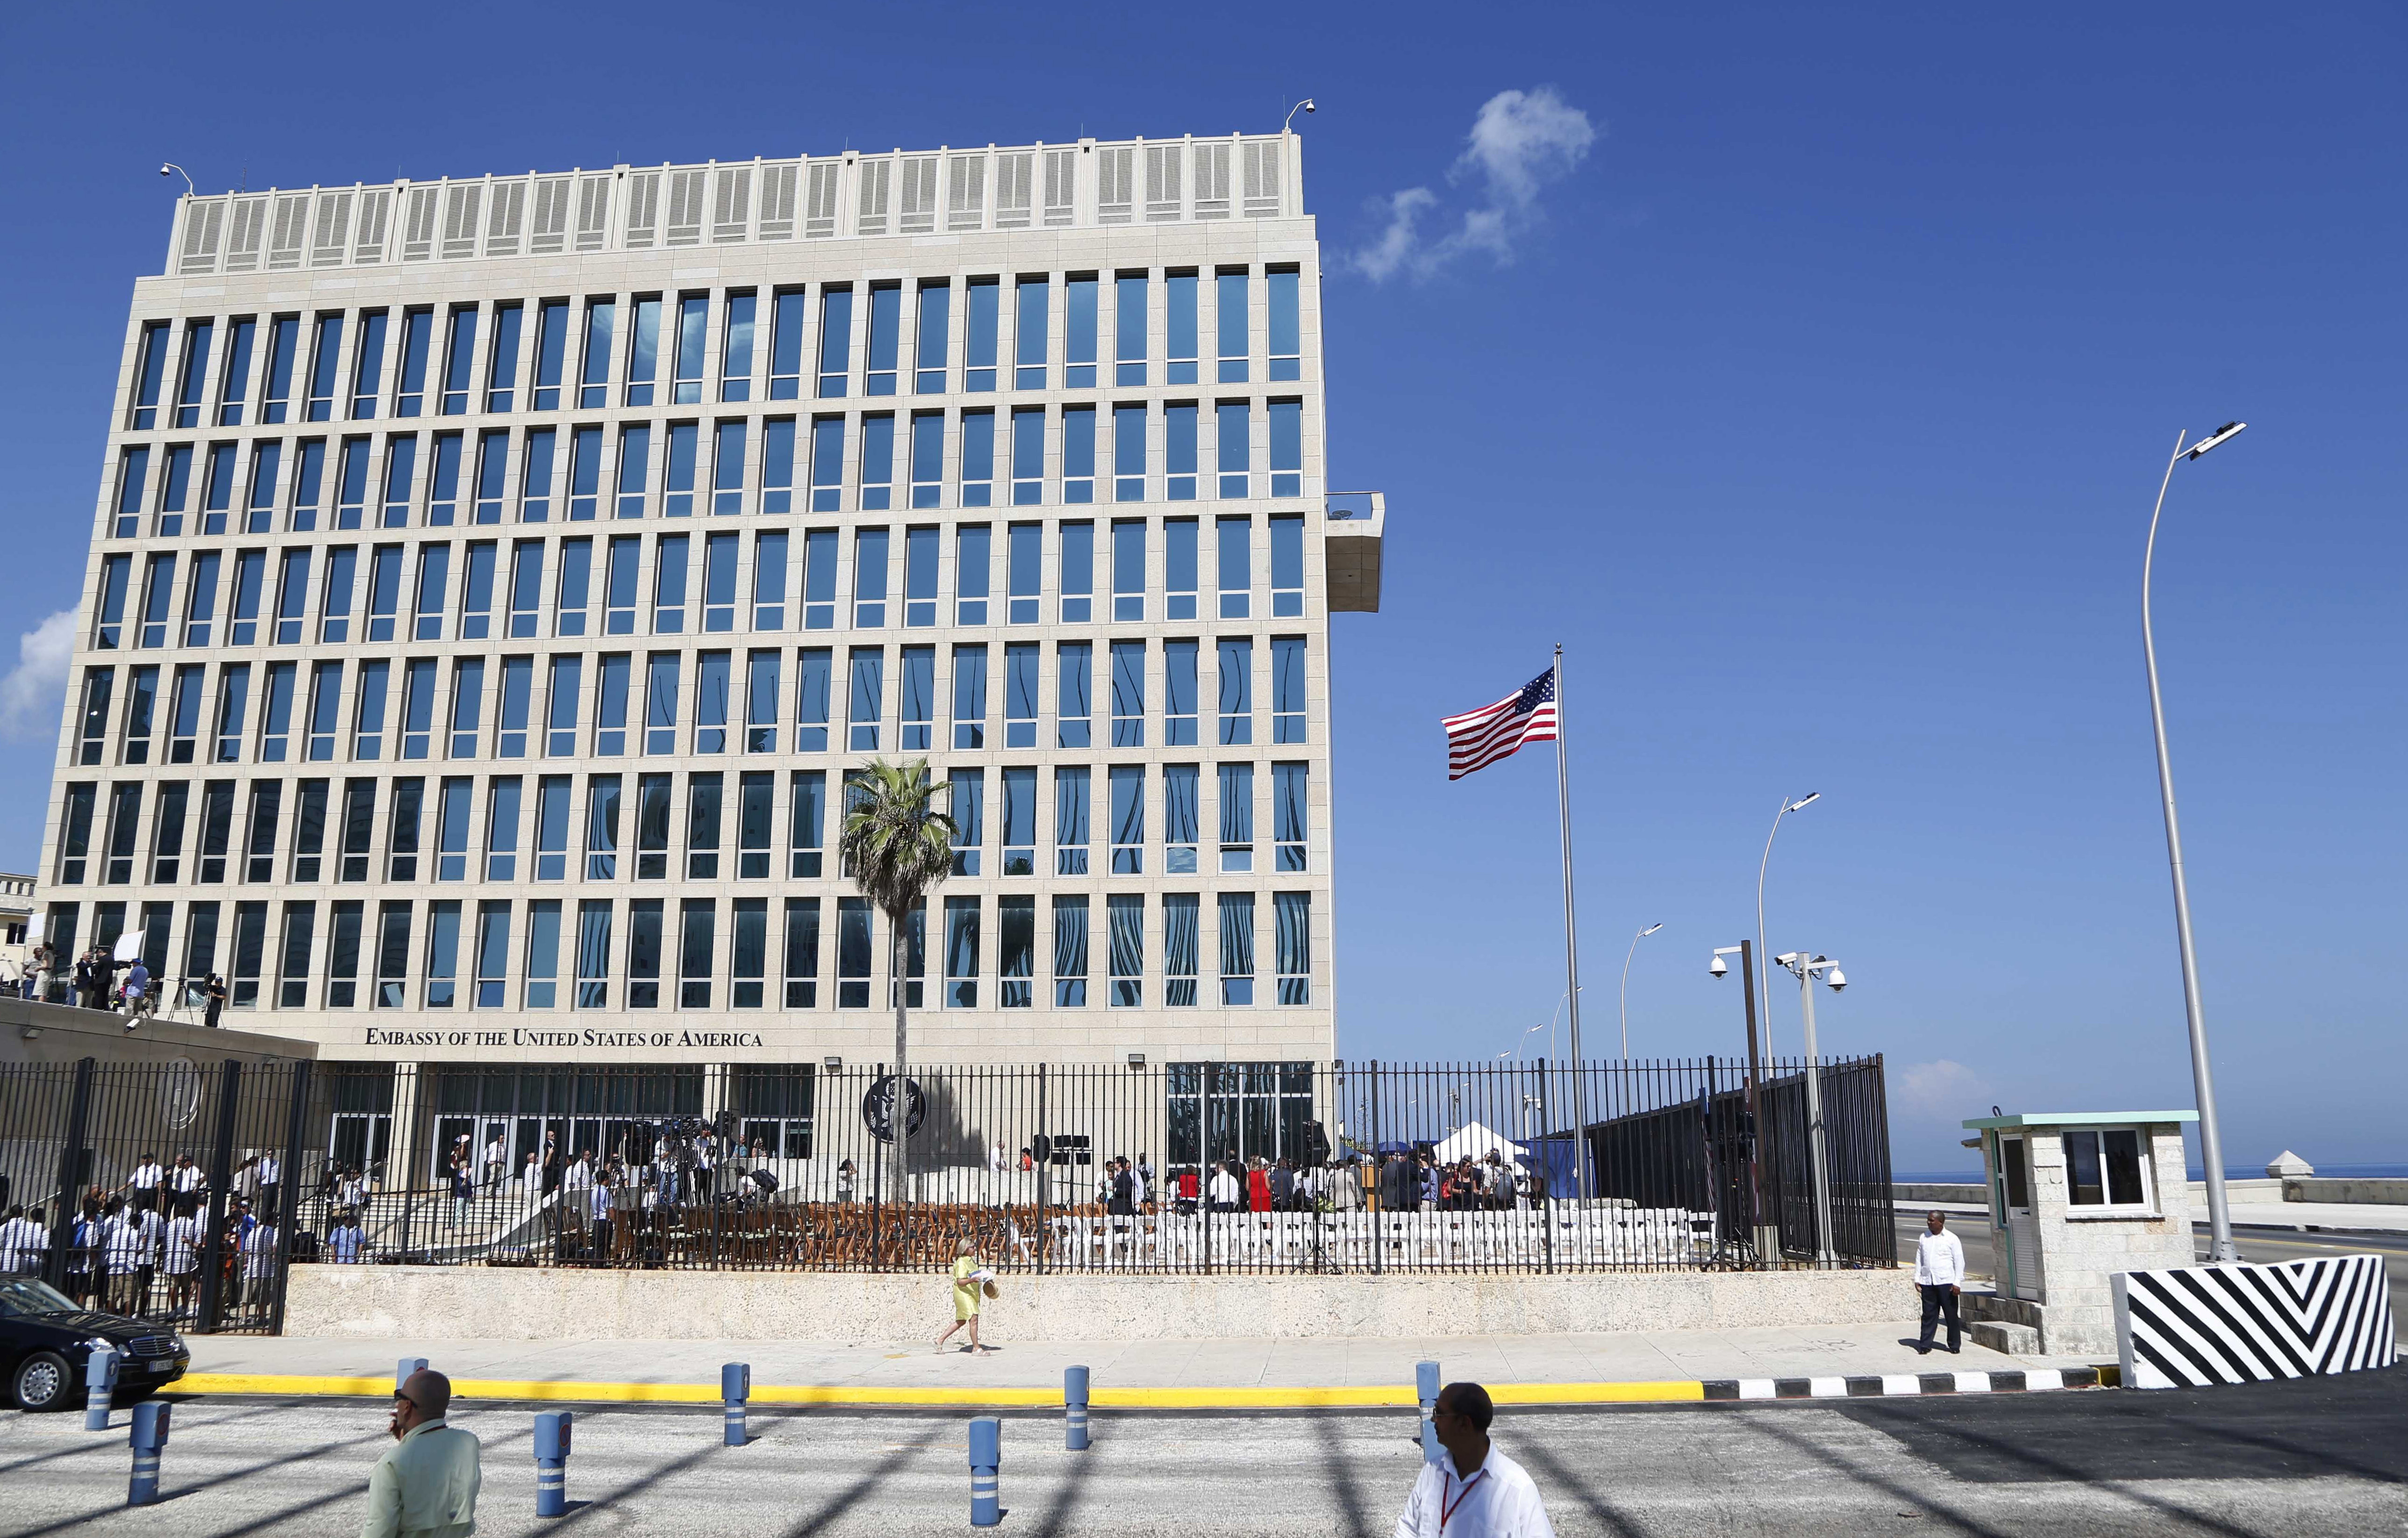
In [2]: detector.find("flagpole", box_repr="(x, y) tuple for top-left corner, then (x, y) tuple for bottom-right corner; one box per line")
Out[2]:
(1553, 643), (1591, 1206)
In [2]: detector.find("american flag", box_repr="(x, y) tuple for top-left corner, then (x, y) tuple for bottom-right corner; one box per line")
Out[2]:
(1443, 667), (1559, 780)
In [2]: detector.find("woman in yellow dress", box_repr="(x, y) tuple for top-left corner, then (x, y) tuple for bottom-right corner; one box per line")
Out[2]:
(935, 1237), (996, 1352)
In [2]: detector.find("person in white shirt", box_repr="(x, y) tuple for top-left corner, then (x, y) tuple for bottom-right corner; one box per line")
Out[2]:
(0, 1205), (48, 1274)
(126, 1154), (165, 1215)
(482, 1135), (506, 1192)
(1207, 1165), (1240, 1212)
(161, 1201), (202, 1316)
(103, 1201), (155, 1315)
(366, 1368), (481, 1538)
(1914, 1210), (1967, 1355)
(170, 1155), (205, 1198)
(239, 1219), (279, 1315)
(1393, 1382), (1555, 1538)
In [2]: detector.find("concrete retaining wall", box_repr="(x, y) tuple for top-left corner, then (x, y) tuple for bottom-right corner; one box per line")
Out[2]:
(285, 1264), (1903, 1344)
(2286, 1177), (2408, 1205)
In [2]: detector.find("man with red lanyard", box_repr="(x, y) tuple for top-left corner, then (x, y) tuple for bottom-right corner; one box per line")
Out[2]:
(1393, 1381), (1555, 1538)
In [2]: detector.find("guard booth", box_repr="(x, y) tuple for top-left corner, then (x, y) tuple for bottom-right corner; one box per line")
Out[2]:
(1959, 1111), (2196, 1356)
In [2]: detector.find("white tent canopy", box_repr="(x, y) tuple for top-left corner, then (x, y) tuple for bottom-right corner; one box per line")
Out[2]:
(1433, 1121), (1521, 1165)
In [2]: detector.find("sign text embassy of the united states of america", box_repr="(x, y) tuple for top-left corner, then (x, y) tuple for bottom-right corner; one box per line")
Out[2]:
(361, 1027), (766, 1050)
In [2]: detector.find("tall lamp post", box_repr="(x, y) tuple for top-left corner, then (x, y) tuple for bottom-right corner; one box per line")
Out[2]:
(2143, 420), (2247, 1263)
(1774, 951), (1849, 1263)
(1757, 794), (1820, 1055)
(1709, 943), (1774, 1266)
(1619, 923), (1663, 1058)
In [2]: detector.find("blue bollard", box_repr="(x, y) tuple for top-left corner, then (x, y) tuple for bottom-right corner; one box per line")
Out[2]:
(1065, 1365), (1090, 1451)
(1416, 1360), (1442, 1464)
(968, 1415), (1002, 1527)
(721, 1362), (750, 1447)
(127, 1402), (171, 1507)
(84, 1346), (121, 1431)
(395, 1356), (429, 1392)
(533, 1410), (572, 1518)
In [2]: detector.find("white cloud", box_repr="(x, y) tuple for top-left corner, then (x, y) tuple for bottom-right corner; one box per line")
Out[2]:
(1896, 1059), (1986, 1123)
(0, 609), (77, 739)
(1347, 86), (1598, 282)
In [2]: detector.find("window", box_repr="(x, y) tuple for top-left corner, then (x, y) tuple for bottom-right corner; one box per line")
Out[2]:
(1059, 521), (1094, 621)
(635, 773), (672, 878)
(799, 526), (838, 629)
(1115, 273), (1148, 386)
(915, 282), (950, 393)
(496, 654), (534, 757)
(672, 294), (707, 404)
(627, 899), (663, 1007)
(900, 645), (934, 750)
(731, 897), (768, 1006)
(665, 422), (698, 516)
(338, 779), (376, 881)
(1268, 269), (1300, 380)
(259, 660), (297, 760)
(1054, 895), (1089, 1005)
(1109, 765), (1145, 875)
(245, 780), (283, 881)
(1107, 519), (1148, 622)
(399, 658), (435, 759)
(854, 526), (889, 627)
(865, 284), (900, 394)
(817, 286), (852, 397)
(584, 774), (621, 879)
(795, 647), (832, 751)
(745, 649), (781, 751)
(507, 541), (544, 638)
(998, 894), (1035, 1008)
(410, 544), (448, 642)
(644, 653), (681, 754)
(686, 773), (723, 877)
(654, 533), (690, 632)
(949, 768), (982, 874)
(762, 416), (795, 515)
(1001, 766), (1036, 876)
(1163, 891), (1199, 1005)
(556, 538), (592, 636)
(77, 667), (116, 765)
(1062, 407), (1095, 503)
(151, 780), (190, 881)
(112, 448), (150, 541)
(305, 313), (343, 422)
(168, 663), (205, 762)
(139, 555), (177, 648)
(486, 301), (522, 413)
(857, 415), (895, 512)
(943, 896), (979, 1007)
(352, 658), (389, 759)
(848, 646), (884, 751)
(1274, 762), (1309, 871)
(960, 413), (995, 508)
(1219, 892), (1255, 1005)
(605, 536), (640, 635)
(1166, 272), (1198, 385)
(1274, 892), (1310, 1004)
(617, 423), (651, 518)
(595, 653), (630, 755)
(1065, 276), (1097, 388)
(809, 417), (844, 512)
(575, 899), (611, 1009)
(1055, 766), (1089, 874)
(769, 288), (807, 399)
(836, 896), (872, 1009)
(530, 299), (569, 412)
(104, 781), (143, 883)
(909, 414), (943, 510)
(120, 666), (159, 765)
(424, 433), (460, 526)
(486, 777), (522, 879)
(174, 319), (215, 428)
(183, 551), (222, 651)
(261, 315), (299, 423)
(351, 309), (388, 419)
(1108, 640), (1146, 747)
(625, 296), (661, 406)
(1015, 277), (1049, 390)
(737, 770), (774, 878)
(965, 277), (999, 392)
(154, 444), (193, 537)
(695, 650), (731, 752)
(1219, 762), (1255, 872)
(305, 660), (343, 760)
(468, 429), (506, 524)
(449, 307), (485, 416)
(279, 901), (317, 1008)
(130, 321), (170, 429)
(1057, 640), (1092, 746)
(399, 310), (437, 419)
(1004, 641), (1039, 748)
(1269, 400), (1302, 499)
(1007, 521), (1042, 622)
(1010, 408), (1044, 507)
(384, 780), (422, 881)
(55, 783), (94, 884)
(1165, 638), (1198, 745)
(522, 428), (557, 521)
(218, 316), (258, 425)
(1217, 271), (1249, 383)
(1272, 636), (1308, 743)
(1113, 405), (1147, 502)
(461, 541), (497, 638)
(1217, 402), (1251, 500)
(782, 897), (819, 1007)
(229, 900), (269, 1007)
(1271, 513), (1305, 616)
(1218, 637), (1253, 744)
(2063, 1129), (2153, 1209)
(201, 442), (238, 534)
(524, 899), (562, 1007)
(1217, 515), (1251, 618)
(703, 531), (738, 631)
(788, 769), (825, 877)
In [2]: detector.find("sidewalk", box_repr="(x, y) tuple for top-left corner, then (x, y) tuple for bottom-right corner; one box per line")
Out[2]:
(180, 1320), (2106, 1407)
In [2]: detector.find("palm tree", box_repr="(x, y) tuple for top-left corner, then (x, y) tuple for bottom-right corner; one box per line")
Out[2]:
(838, 758), (954, 1204)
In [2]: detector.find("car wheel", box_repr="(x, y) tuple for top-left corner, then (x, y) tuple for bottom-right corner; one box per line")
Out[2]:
(13, 1351), (73, 1412)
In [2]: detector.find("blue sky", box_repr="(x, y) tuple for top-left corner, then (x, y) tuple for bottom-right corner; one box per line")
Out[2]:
(2, 4), (2399, 1171)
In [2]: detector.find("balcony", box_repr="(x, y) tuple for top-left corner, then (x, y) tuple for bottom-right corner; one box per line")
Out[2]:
(1323, 492), (1384, 613)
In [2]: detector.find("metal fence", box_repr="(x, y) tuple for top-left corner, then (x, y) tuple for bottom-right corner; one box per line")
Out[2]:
(0, 1054), (1891, 1331)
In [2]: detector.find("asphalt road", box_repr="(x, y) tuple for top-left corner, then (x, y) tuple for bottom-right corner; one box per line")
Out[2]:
(1892, 1212), (2408, 1341)
(4, 1368), (2403, 1536)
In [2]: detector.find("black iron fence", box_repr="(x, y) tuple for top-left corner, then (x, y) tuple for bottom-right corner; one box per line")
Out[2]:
(0, 1054), (1890, 1329)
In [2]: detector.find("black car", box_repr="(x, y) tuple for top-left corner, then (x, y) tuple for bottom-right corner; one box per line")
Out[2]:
(0, 1277), (191, 1412)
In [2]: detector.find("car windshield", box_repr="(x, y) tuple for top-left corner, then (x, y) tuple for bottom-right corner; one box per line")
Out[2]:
(0, 1277), (81, 1318)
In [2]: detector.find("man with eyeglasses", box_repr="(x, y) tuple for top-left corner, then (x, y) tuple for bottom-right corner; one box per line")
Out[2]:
(364, 1368), (481, 1538)
(1393, 1381), (1554, 1538)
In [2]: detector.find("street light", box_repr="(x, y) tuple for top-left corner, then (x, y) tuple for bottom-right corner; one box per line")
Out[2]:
(2143, 420), (2247, 1263)
(1283, 99), (1317, 133)
(1775, 951), (1849, 1263)
(1756, 793), (1820, 1055)
(1709, 943), (1773, 1266)
(1620, 923), (1663, 1058)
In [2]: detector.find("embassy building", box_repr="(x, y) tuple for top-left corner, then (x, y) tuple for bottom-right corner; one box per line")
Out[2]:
(37, 132), (1386, 1167)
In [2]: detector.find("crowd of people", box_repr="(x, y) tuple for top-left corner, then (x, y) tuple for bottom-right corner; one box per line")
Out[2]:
(14, 940), (229, 1028)
(0, 1149), (286, 1321)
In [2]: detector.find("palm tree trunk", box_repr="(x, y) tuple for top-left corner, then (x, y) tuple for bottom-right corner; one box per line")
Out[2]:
(891, 917), (909, 1207)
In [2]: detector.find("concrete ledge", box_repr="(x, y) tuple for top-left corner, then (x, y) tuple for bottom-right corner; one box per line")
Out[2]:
(285, 1264), (1905, 1344)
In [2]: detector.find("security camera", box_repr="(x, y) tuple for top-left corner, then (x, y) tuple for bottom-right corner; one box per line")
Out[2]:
(158, 165), (172, 177)
(1825, 968), (1847, 992)
(1302, 100), (1316, 114)
(1708, 954), (1728, 978)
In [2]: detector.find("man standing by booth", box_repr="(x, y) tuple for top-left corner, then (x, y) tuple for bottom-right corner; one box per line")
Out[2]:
(1915, 1209), (1966, 1354)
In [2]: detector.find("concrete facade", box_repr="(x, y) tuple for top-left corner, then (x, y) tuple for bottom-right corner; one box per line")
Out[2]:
(40, 133), (1379, 1091)
(1961, 1112), (2196, 1357)
(284, 1262), (1905, 1344)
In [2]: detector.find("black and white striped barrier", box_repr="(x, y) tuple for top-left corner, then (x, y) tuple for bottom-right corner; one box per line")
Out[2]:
(2114, 1255), (2397, 1390)
(1703, 1368), (2103, 1400)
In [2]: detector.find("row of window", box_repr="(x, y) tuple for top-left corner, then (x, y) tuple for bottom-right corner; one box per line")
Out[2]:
(127, 271), (1306, 434)
(72, 636), (1310, 769)
(56, 763), (1311, 889)
(45, 888), (1313, 1013)
(110, 402), (1308, 541)
(91, 516), (1312, 653)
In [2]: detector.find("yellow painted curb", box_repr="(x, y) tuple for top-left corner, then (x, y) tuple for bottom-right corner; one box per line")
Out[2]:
(176, 1373), (1705, 1409)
